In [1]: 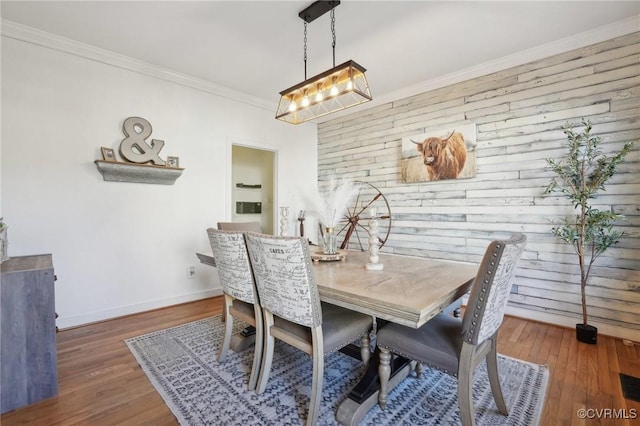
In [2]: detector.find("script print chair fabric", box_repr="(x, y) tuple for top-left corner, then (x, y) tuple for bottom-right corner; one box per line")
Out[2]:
(216, 221), (262, 323)
(376, 233), (527, 426)
(244, 232), (373, 426)
(207, 228), (263, 391)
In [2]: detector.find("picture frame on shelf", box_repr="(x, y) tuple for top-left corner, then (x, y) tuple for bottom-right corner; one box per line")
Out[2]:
(167, 156), (179, 168)
(101, 147), (116, 162)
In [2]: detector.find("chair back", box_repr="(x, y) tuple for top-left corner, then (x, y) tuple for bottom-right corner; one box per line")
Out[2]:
(217, 221), (262, 232)
(462, 233), (526, 346)
(206, 228), (258, 305)
(245, 233), (322, 328)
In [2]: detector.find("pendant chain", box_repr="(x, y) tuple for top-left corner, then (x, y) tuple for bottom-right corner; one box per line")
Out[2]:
(303, 21), (308, 80)
(331, 9), (336, 67)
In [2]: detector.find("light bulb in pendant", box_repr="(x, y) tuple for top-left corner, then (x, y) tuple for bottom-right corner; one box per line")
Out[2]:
(288, 101), (297, 112)
(301, 91), (310, 107)
(329, 77), (339, 97)
(315, 84), (324, 102)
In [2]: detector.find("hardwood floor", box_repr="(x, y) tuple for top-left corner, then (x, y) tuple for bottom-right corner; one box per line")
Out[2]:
(2, 297), (638, 425)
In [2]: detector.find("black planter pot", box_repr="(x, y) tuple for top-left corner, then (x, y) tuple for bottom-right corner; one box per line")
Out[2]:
(576, 323), (597, 344)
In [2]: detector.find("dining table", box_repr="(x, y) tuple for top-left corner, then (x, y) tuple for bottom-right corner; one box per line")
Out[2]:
(197, 247), (478, 425)
(311, 249), (477, 425)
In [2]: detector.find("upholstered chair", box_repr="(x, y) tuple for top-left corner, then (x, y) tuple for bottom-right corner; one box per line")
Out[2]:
(215, 221), (262, 324)
(376, 233), (527, 426)
(206, 228), (263, 391)
(244, 232), (373, 426)
(217, 221), (262, 232)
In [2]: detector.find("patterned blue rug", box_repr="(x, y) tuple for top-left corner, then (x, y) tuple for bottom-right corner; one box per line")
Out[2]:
(126, 316), (548, 425)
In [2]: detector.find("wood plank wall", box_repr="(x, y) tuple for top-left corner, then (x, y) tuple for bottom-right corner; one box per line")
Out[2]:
(317, 32), (640, 340)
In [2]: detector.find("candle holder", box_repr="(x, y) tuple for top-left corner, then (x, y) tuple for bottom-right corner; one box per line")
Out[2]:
(280, 206), (290, 236)
(365, 206), (383, 270)
(298, 210), (305, 237)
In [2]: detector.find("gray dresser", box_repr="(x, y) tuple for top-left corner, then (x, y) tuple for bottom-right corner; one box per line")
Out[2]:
(1, 254), (58, 413)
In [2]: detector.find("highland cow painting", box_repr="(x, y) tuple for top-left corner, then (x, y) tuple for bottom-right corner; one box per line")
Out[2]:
(401, 124), (477, 183)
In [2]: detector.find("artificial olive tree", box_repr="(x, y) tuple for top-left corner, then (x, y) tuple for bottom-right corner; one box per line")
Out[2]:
(545, 119), (634, 341)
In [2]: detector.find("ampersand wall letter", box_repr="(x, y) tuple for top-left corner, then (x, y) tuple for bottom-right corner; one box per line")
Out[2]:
(119, 117), (166, 166)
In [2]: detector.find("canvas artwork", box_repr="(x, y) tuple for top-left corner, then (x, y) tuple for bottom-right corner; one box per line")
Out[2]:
(400, 124), (477, 183)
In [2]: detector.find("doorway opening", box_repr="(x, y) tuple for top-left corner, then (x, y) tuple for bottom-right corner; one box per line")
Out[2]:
(231, 145), (275, 235)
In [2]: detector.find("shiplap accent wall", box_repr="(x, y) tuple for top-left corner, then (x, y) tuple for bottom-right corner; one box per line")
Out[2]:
(317, 32), (640, 340)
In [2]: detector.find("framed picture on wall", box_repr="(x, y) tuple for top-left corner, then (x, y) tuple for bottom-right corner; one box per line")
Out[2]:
(101, 147), (116, 162)
(167, 156), (180, 168)
(400, 123), (477, 183)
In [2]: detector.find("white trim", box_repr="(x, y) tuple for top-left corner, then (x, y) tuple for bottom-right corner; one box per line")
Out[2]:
(227, 136), (280, 232)
(461, 294), (639, 342)
(56, 288), (223, 330)
(322, 15), (640, 123)
(0, 19), (274, 112)
(504, 306), (640, 343)
(3, 15), (638, 123)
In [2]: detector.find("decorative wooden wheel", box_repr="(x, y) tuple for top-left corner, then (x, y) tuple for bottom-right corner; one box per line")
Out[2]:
(336, 182), (391, 251)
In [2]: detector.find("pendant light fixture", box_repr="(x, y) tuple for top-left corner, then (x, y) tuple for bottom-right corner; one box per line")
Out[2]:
(276, 1), (372, 124)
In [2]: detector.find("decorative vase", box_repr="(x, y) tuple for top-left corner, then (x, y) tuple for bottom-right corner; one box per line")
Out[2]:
(280, 206), (290, 236)
(323, 227), (337, 255)
(576, 323), (597, 344)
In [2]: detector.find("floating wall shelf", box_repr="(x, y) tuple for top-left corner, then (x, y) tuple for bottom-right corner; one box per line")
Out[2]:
(94, 160), (184, 185)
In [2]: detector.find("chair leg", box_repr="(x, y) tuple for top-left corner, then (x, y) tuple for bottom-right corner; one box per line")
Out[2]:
(360, 334), (370, 367)
(378, 347), (391, 409)
(458, 342), (476, 426)
(415, 362), (423, 379)
(486, 337), (508, 415)
(307, 326), (324, 426)
(256, 310), (275, 394)
(247, 304), (263, 391)
(217, 295), (234, 362)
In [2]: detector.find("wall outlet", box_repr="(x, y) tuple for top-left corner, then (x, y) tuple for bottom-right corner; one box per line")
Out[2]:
(187, 266), (196, 278)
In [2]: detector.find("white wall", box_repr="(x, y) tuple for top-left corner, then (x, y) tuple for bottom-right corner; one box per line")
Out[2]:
(1, 36), (317, 328)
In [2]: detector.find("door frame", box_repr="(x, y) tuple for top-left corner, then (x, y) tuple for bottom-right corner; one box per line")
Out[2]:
(226, 136), (278, 233)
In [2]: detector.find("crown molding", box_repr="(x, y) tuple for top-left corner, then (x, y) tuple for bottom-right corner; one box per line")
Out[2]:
(0, 19), (275, 112)
(2, 15), (638, 124)
(322, 14), (640, 123)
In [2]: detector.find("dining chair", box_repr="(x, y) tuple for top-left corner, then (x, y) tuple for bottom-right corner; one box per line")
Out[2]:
(215, 221), (262, 324)
(376, 233), (527, 426)
(217, 221), (262, 232)
(244, 232), (373, 426)
(206, 228), (263, 391)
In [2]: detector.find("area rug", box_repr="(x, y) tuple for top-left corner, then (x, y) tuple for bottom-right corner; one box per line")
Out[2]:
(126, 316), (548, 425)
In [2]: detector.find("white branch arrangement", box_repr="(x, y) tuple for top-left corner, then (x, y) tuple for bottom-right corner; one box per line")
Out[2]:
(305, 177), (361, 229)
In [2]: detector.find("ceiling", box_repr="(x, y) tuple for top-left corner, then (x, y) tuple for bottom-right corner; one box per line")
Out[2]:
(2, 1), (639, 120)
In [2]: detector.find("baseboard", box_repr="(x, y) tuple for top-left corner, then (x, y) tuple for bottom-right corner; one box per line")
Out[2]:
(503, 306), (639, 343)
(56, 288), (223, 330)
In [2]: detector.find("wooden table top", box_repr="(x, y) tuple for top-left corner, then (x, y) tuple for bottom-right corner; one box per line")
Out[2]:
(312, 250), (477, 328)
(197, 248), (478, 329)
